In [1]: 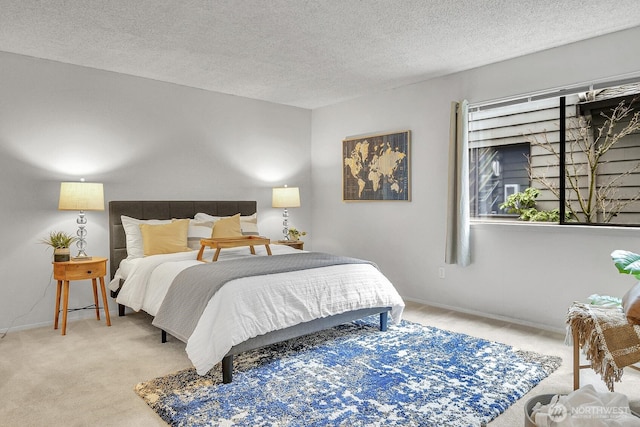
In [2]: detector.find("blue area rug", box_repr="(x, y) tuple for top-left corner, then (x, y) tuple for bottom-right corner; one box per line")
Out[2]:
(135, 317), (561, 426)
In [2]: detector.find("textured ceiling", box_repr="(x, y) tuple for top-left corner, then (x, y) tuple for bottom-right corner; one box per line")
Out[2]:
(1, 0), (640, 109)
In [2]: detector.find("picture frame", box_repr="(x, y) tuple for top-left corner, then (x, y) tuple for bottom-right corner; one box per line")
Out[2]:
(342, 130), (410, 201)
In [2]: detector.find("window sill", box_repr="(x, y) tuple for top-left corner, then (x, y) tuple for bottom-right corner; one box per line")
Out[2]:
(470, 219), (640, 236)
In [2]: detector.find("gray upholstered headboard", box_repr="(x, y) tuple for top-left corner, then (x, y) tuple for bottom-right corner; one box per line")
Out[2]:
(108, 200), (257, 280)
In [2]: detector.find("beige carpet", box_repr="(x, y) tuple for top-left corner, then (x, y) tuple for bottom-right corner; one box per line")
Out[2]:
(1, 300), (639, 426)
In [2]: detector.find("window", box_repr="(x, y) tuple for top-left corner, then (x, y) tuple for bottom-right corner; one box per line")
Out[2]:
(469, 143), (529, 217)
(469, 81), (640, 225)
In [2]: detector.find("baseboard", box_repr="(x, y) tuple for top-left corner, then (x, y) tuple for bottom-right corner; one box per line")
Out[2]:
(0, 307), (120, 335)
(402, 296), (566, 335)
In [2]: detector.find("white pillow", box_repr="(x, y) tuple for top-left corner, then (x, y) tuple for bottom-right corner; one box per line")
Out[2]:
(194, 212), (259, 236)
(188, 220), (214, 250)
(239, 213), (259, 235)
(121, 215), (172, 259)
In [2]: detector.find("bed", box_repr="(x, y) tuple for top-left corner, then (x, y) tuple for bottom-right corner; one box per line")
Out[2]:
(108, 200), (405, 383)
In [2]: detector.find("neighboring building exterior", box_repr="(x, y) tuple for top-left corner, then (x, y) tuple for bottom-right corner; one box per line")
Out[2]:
(469, 83), (640, 224)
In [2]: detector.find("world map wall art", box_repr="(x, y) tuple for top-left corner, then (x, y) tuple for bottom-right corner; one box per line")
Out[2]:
(342, 130), (411, 201)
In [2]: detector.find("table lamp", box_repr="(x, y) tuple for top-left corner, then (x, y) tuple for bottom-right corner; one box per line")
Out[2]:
(58, 181), (105, 259)
(272, 185), (300, 240)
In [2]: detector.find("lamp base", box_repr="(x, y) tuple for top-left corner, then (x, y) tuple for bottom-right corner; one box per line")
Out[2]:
(71, 255), (93, 261)
(281, 208), (290, 240)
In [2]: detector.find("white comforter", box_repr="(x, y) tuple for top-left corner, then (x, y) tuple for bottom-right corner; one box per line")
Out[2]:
(111, 246), (405, 375)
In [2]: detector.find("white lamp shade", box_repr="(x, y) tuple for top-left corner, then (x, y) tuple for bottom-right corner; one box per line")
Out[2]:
(272, 186), (300, 208)
(58, 182), (105, 211)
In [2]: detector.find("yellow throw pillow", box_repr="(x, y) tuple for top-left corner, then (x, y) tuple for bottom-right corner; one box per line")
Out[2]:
(140, 219), (191, 256)
(211, 213), (243, 238)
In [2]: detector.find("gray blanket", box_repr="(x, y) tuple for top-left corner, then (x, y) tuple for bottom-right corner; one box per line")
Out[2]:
(151, 252), (377, 342)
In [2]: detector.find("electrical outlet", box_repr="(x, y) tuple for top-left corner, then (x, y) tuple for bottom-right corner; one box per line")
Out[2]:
(438, 267), (445, 279)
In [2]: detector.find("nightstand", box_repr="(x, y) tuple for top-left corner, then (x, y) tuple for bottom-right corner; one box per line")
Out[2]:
(53, 257), (111, 335)
(276, 240), (304, 250)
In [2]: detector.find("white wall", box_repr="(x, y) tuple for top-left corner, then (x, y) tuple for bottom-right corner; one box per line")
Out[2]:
(3, 27), (640, 335)
(311, 26), (640, 332)
(0, 52), (311, 332)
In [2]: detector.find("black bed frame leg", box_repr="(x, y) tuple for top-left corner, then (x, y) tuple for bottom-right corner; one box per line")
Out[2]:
(222, 355), (233, 384)
(118, 303), (125, 317)
(161, 330), (167, 343)
(380, 311), (388, 331)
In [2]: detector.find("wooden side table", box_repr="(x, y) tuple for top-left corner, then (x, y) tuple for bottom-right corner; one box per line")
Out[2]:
(53, 257), (111, 335)
(276, 240), (304, 250)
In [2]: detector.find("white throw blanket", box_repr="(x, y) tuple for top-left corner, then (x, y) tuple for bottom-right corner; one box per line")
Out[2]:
(533, 384), (640, 426)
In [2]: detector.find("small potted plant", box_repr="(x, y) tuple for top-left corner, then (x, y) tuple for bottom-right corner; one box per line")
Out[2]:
(41, 231), (77, 262)
(288, 227), (307, 241)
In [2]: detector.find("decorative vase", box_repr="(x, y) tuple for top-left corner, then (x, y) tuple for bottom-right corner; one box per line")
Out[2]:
(54, 248), (71, 262)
